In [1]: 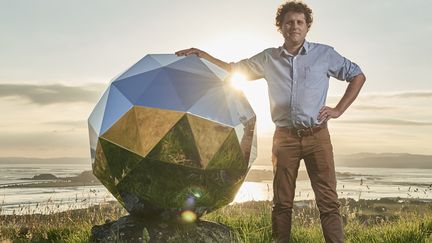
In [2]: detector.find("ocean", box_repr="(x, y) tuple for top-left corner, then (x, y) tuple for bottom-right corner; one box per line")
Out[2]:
(1, 161), (431, 215)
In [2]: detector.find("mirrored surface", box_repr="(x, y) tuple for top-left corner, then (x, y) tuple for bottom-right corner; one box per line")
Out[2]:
(88, 54), (257, 218)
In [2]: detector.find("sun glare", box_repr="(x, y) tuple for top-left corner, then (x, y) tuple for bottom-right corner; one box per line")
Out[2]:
(229, 72), (248, 91)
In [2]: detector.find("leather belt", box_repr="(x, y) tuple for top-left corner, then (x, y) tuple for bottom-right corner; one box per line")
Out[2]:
(276, 124), (327, 138)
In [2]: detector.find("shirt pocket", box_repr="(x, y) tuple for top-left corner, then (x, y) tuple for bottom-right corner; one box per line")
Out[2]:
(305, 66), (328, 89)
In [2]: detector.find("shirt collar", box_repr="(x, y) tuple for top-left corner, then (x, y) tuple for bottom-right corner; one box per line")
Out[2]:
(278, 40), (309, 56)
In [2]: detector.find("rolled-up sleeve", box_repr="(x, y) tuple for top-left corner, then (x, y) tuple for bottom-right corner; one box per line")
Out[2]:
(231, 50), (267, 81)
(328, 48), (363, 82)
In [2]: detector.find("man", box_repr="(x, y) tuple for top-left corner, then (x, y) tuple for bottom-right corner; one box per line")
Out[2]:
(176, 1), (365, 242)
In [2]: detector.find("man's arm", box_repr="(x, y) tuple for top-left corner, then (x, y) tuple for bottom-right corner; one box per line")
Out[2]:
(175, 48), (231, 72)
(318, 73), (366, 123)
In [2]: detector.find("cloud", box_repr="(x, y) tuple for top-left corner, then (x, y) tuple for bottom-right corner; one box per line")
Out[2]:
(351, 105), (398, 111)
(0, 83), (105, 105)
(357, 91), (432, 99)
(42, 120), (87, 128)
(337, 118), (432, 126)
(389, 91), (432, 99)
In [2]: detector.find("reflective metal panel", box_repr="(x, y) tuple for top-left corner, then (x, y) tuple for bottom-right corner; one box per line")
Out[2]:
(238, 117), (256, 165)
(88, 123), (98, 163)
(165, 68), (217, 111)
(201, 58), (229, 81)
(89, 53), (257, 218)
(149, 54), (183, 66)
(249, 122), (258, 167)
(99, 137), (143, 185)
(135, 70), (185, 111)
(186, 113), (232, 168)
(206, 129), (247, 171)
(223, 85), (255, 126)
(93, 141), (123, 203)
(167, 55), (221, 80)
(88, 88), (109, 135)
(100, 85), (133, 135)
(187, 87), (232, 126)
(112, 69), (161, 104)
(100, 108), (142, 156)
(134, 106), (184, 157)
(116, 55), (162, 81)
(147, 115), (201, 168)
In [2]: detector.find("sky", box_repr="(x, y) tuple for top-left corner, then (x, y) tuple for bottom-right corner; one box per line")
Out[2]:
(0, 0), (431, 161)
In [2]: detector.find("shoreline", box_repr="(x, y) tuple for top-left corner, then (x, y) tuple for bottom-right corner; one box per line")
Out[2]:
(3, 169), (430, 189)
(0, 169), (362, 188)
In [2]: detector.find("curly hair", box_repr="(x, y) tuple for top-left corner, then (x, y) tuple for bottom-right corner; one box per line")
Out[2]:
(275, 1), (313, 31)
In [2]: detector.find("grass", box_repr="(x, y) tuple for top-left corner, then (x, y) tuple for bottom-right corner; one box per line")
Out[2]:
(1, 198), (432, 242)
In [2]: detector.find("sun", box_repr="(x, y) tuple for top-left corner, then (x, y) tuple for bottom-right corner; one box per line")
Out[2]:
(226, 72), (274, 134)
(229, 72), (248, 91)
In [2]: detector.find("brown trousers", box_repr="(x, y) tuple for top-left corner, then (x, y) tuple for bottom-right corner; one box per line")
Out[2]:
(271, 127), (344, 243)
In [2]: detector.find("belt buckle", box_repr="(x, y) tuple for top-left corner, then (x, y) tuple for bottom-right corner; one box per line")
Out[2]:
(296, 128), (305, 138)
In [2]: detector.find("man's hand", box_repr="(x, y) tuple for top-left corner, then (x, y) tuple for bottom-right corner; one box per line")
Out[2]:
(175, 48), (231, 72)
(318, 73), (366, 123)
(318, 106), (342, 123)
(175, 48), (208, 59)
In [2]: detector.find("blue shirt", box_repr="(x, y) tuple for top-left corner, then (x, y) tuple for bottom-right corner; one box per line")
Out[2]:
(231, 41), (363, 128)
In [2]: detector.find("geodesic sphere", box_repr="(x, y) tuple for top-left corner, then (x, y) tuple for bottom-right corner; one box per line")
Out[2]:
(88, 54), (257, 218)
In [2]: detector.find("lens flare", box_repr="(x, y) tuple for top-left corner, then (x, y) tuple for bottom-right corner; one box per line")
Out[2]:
(181, 210), (197, 223)
(185, 196), (196, 208)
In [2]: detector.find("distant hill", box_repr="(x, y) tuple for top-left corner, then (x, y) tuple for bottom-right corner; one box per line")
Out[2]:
(335, 153), (432, 169)
(0, 157), (89, 164)
(0, 153), (430, 169)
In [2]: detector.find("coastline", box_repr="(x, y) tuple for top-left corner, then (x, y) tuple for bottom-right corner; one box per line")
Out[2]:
(1, 197), (431, 242)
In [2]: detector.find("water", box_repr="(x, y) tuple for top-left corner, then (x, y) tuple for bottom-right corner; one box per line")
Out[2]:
(1, 162), (431, 215)
(234, 166), (432, 203)
(0, 161), (113, 215)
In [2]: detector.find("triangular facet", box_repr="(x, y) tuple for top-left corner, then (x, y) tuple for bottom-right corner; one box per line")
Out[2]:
(223, 85), (256, 126)
(201, 58), (229, 81)
(93, 141), (123, 203)
(99, 137), (144, 185)
(164, 67), (218, 110)
(187, 87), (232, 126)
(206, 129), (247, 171)
(234, 123), (245, 145)
(149, 54), (183, 66)
(100, 85), (134, 135)
(150, 54), (184, 66)
(115, 55), (162, 81)
(88, 88), (110, 135)
(238, 117), (256, 167)
(100, 108), (143, 156)
(248, 122), (258, 167)
(186, 113), (232, 168)
(166, 55), (221, 80)
(135, 70), (186, 111)
(147, 115), (202, 168)
(88, 123), (98, 163)
(113, 69), (161, 104)
(134, 106), (184, 157)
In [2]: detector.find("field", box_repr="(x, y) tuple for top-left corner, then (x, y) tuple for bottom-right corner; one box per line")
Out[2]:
(1, 198), (432, 242)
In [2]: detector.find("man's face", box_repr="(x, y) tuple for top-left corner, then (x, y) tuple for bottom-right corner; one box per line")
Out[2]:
(281, 11), (309, 46)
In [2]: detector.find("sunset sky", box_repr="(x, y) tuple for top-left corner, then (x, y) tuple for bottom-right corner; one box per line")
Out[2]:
(0, 0), (431, 161)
